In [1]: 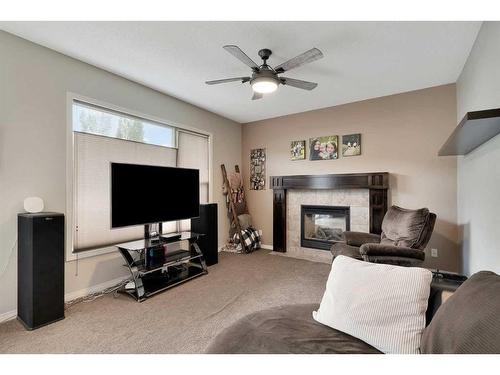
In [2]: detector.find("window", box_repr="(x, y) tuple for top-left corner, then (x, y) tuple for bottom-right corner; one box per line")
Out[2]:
(72, 100), (210, 253)
(73, 101), (175, 148)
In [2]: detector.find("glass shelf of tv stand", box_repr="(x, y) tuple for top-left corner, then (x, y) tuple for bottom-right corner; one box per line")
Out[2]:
(129, 250), (204, 276)
(116, 231), (204, 252)
(116, 231), (208, 301)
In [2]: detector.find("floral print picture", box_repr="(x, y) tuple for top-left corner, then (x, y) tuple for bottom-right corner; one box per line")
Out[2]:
(250, 148), (266, 190)
(290, 140), (306, 160)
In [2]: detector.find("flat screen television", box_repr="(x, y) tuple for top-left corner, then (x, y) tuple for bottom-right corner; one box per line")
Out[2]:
(111, 162), (200, 228)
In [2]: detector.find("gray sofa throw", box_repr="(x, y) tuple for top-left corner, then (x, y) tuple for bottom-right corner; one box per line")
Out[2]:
(421, 271), (500, 354)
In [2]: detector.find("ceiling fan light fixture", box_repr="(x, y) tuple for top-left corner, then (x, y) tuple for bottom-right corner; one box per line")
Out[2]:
(206, 46), (323, 100)
(251, 76), (278, 94)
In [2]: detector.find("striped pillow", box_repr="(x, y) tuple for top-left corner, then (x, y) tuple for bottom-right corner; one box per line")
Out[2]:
(313, 255), (432, 354)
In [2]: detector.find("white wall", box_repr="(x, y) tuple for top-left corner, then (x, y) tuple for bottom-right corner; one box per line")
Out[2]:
(456, 22), (500, 275)
(0, 31), (242, 317)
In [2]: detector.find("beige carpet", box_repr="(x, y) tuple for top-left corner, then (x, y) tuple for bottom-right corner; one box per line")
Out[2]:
(0, 250), (330, 353)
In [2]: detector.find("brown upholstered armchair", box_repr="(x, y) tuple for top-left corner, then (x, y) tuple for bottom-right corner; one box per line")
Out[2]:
(330, 206), (436, 267)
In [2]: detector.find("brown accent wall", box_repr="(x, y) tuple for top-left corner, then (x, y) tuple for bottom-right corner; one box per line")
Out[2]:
(242, 84), (459, 271)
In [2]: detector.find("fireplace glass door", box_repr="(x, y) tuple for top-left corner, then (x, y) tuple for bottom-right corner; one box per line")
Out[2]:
(301, 205), (350, 250)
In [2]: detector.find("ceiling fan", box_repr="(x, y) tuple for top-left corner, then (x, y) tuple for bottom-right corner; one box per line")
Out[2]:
(205, 45), (324, 100)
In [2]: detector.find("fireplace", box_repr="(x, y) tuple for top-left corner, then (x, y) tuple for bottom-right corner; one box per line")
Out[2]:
(271, 172), (389, 252)
(301, 205), (350, 250)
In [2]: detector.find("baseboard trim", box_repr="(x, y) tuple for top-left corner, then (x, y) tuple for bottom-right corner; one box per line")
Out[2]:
(64, 275), (130, 302)
(0, 309), (17, 324)
(0, 275), (130, 324)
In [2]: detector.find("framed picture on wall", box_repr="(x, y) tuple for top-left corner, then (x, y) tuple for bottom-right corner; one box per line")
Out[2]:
(342, 133), (361, 156)
(290, 140), (306, 160)
(309, 136), (338, 160)
(250, 148), (266, 190)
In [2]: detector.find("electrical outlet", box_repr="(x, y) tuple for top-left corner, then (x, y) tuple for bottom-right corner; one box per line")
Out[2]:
(431, 248), (438, 258)
(258, 229), (263, 236)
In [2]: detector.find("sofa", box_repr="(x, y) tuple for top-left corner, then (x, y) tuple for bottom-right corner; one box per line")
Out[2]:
(206, 271), (500, 354)
(330, 205), (436, 267)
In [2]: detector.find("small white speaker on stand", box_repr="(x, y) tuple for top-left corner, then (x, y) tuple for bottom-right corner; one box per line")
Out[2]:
(23, 197), (44, 213)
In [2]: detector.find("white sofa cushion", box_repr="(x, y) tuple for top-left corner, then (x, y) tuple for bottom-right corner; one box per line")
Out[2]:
(313, 255), (432, 354)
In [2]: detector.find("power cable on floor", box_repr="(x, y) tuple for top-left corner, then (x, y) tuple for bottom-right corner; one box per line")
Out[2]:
(64, 279), (130, 309)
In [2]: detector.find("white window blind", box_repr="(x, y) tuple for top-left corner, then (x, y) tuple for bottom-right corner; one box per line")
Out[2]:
(72, 101), (211, 253)
(74, 132), (177, 251)
(176, 131), (210, 231)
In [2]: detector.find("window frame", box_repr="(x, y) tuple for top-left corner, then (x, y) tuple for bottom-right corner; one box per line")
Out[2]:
(66, 92), (213, 262)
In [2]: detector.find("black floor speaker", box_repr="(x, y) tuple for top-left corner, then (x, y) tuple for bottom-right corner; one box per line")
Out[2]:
(18, 212), (65, 330)
(191, 204), (218, 266)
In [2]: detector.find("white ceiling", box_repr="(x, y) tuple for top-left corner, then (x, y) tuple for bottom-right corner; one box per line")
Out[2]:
(1, 22), (481, 123)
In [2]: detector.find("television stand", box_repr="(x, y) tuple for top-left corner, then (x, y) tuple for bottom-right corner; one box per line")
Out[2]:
(116, 232), (207, 302)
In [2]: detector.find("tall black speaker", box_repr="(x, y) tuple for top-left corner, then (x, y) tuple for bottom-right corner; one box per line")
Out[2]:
(191, 204), (218, 266)
(18, 212), (65, 330)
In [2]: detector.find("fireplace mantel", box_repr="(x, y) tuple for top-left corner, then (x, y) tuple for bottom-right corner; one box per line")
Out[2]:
(270, 172), (389, 253)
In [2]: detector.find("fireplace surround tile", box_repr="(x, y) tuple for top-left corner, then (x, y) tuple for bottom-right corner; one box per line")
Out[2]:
(285, 189), (370, 263)
(350, 206), (370, 225)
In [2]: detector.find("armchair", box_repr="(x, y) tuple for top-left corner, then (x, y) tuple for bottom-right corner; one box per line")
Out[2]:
(330, 205), (436, 267)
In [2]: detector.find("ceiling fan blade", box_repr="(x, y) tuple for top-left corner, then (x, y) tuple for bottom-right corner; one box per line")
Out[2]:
(205, 77), (250, 85)
(223, 45), (259, 70)
(280, 77), (318, 90)
(274, 48), (323, 73)
(252, 92), (263, 100)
